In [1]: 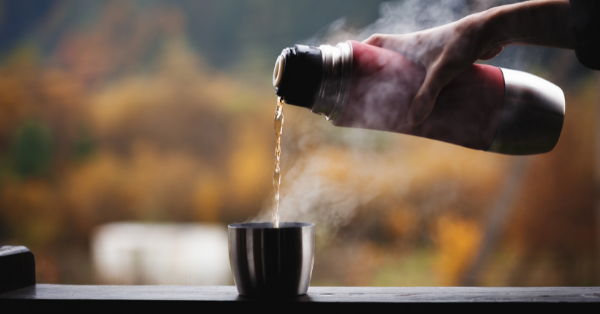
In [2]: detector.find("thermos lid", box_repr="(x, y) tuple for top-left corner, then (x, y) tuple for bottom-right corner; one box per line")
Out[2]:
(273, 45), (323, 108)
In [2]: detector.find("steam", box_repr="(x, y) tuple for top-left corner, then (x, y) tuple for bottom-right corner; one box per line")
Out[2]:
(302, 0), (487, 45)
(252, 116), (391, 238)
(254, 0), (544, 236)
(268, 146), (376, 231)
(301, 0), (542, 71)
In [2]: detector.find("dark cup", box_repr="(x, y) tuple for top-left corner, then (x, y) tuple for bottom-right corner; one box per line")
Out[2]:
(228, 222), (315, 297)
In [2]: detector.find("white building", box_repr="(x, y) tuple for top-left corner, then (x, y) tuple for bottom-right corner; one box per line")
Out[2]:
(92, 223), (231, 285)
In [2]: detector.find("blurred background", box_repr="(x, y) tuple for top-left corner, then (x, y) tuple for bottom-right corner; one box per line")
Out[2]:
(0, 0), (598, 286)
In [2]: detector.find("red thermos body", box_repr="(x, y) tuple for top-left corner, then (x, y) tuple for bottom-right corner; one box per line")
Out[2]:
(273, 40), (565, 155)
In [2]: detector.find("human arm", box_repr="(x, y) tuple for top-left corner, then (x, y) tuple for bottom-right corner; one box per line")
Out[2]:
(364, 0), (575, 126)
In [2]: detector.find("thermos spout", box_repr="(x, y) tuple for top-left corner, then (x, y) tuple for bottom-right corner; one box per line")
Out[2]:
(273, 45), (323, 109)
(273, 55), (284, 89)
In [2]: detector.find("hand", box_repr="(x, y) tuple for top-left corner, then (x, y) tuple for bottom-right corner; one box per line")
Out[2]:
(363, 13), (502, 126)
(363, 0), (574, 126)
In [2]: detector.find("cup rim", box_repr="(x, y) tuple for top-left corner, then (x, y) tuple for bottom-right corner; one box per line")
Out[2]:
(228, 222), (314, 229)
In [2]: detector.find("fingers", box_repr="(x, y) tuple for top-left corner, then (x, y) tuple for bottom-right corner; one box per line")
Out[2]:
(407, 64), (455, 126)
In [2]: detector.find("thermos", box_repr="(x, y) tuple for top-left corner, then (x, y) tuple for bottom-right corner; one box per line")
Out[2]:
(273, 40), (565, 155)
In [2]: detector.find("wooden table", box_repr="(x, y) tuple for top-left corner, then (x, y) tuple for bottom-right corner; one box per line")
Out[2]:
(1, 284), (599, 312)
(2, 247), (599, 311)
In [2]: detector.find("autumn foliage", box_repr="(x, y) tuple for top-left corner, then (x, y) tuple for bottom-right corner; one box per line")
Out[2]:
(0, 1), (597, 286)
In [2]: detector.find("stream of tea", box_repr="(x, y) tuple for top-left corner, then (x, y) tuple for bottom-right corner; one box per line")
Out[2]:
(272, 97), (284, 228)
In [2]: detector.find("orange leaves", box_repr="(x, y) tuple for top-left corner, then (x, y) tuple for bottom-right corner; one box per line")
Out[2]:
(227, 122), (271, 211)
(385, 206), (419, 239)
(192, 177), (222, 222)
(0, 180), (62, 247)
(432, 215), (482, 285)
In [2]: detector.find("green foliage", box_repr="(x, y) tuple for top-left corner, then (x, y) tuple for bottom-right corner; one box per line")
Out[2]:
(11, 121), (53, 178)
(73, 127), (96, 162)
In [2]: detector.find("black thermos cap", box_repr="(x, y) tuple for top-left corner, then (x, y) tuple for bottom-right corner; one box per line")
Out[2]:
(273, 45), (323, 109)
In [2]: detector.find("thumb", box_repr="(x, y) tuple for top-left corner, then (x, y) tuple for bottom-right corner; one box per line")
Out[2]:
(407, 64), (454, 126)
(363, 34), (385, 47)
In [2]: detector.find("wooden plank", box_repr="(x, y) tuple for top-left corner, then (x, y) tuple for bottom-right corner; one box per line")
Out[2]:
(0, 246), (35, 294)
(1, 285), (599, 303)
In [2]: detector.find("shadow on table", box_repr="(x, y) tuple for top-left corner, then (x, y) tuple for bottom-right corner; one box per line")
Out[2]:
(235, 294), (314, 302)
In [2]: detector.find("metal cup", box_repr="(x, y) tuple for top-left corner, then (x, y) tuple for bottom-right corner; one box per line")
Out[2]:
(228, 222), (315, 297)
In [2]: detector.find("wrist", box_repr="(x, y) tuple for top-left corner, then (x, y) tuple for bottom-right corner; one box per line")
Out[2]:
(474, 6), (512, 48)
(454, 9), (503, 52)
(475, 0), (575, 49)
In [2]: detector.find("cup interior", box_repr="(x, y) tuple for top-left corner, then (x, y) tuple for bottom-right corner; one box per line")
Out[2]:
(228, 222), (314, 229)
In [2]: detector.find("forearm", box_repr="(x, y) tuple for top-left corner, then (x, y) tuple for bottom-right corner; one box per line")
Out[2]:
(479, 0), (576, 49)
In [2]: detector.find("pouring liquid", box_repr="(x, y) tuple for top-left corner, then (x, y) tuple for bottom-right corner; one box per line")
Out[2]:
(272, 97), (284, 228)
